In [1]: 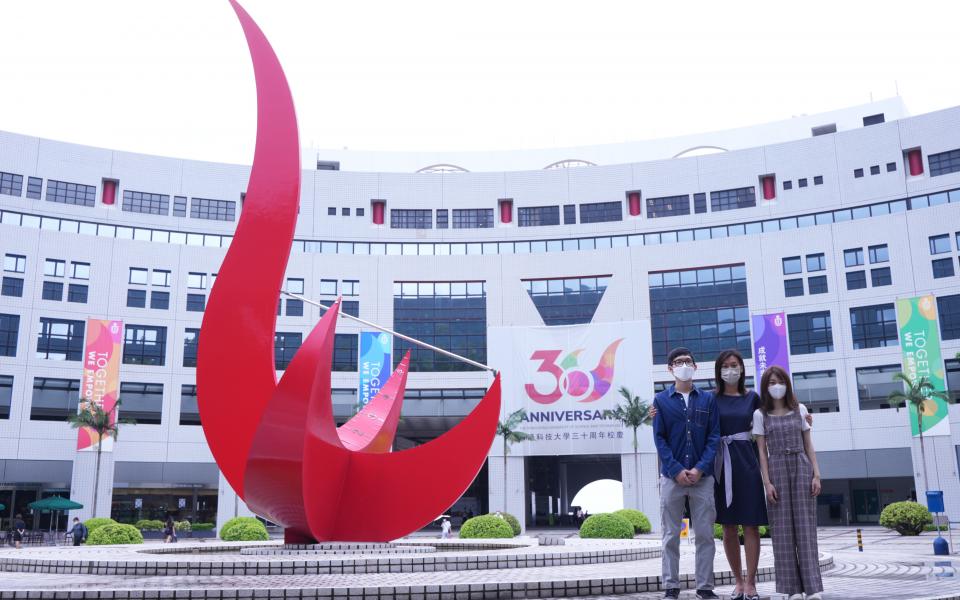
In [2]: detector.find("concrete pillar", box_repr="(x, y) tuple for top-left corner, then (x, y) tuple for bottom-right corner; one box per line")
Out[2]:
(910, 435), (960, 521)
(215, 471), (257, 534)
(69, 450), (116, 522)
(487, 455), (526, 532)
(620, 451), (661, 532)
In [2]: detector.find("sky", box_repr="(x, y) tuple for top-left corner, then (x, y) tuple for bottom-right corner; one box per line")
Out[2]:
(1, 1), (959, 167)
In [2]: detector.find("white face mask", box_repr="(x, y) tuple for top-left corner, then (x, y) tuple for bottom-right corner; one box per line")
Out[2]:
(720, 367), (741, 384)
(673, 364), (696, 382)
(768, 384), (787, 400)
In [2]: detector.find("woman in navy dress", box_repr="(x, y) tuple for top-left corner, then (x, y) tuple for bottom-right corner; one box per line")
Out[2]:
(712, 349), (767, 600)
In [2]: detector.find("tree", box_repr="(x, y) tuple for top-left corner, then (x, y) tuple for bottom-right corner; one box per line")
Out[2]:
(887, 373), (949, 493)
(67, 400), (135, 517)
(607, 387), (653, 508)
(496, 409), (534, 513)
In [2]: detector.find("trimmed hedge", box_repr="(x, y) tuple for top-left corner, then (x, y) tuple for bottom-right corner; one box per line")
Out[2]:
(880, 501), (932, 536)
(86, 523), (144, 545)
(83, 517), (117, 537)
(135, 519), (164, 531)
(220, 517), (269, 541)
(192, 522), (215, 531)
(175, 520), (192, 532)
(485, 512), (521, 536)
(713, 523), (770, 539)
(613, 509), (651, 534)
(579, 513), (634, 539)
(459, 515), (514, 539)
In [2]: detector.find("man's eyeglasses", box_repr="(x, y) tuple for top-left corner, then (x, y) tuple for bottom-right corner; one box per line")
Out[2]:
(670, 359), (694, 367)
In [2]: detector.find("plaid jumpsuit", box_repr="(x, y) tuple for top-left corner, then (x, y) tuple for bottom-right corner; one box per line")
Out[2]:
(763, 409), (823, 596)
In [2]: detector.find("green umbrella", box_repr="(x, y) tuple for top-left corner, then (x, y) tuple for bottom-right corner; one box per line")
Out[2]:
(28, 496), (83, 511)
(0, 503), (5, 511)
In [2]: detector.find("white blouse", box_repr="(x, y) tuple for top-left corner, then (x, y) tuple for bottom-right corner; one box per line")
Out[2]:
(752, 404), (811, 436)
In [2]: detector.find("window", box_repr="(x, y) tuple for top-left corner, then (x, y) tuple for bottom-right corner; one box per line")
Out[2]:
(947, 360), (960, 404)
(793, 371), (840, 413)
(930, 234), (952, 255)
(333, 333), (358, 371)
(342, 280), (360, 296)
(150, 290), (169, 310)
(850, 304), (898, 349)
(868, 244), (889, 264)
(524, 276), (611, 325)
(286, 299), (303, 316)
(26, 177), (42, 199)
(863, 113), (885, 126)
(0, 314), (19, 357)
(871, 267), (892, 287)
(186, 294), (206, 312)
(4, 254), (26, 273)
(183, 328), (199, 367)
(886, 162), (897, 173)
(118, 382), (163, 424)
(784, 279), (804, 297)
(856, 365), (902, 410)
(563, 204), (576, 225)
(846, 271), (867, 290)
(342, 300), (360, 317)
(517, 206), (560, 227)
(44, 259), (65, 277)
(806, 253), (826, 272)
(436, 209), (448, 229)
(932, 258), (956, 279)
(1, 277), (23, 297)
(782, 257), (802, 275)
(30, 378), (80, 421)
(693, 193), (707, 214)
(0, 171), (23, 196)
(646, 195), (690, 218)
(648, 265), (751, 363)
(319, 280), (337, 295)
(187, 273), (207, 289)
(190, 197), (236, 221)
(788, 311), (833, 354)
(798, 178), (808, 188)
(151, 270), (171, 287)
(938, 294), (960, 340)
(123, 325), (167, 366)
(393, 281), (487, 371)
(854, 168), (864, 178)
(808, 276), (828, 295)
(783, 181), (793, 190)
(929, 148), (960, 177)
(452, 209), (494, 229)
(579, 201), (623, 224)
(814, 175), (824, 185)
(129, 268), (149, 285)
(126, 289), (146, 308)
(46, 180), (96, 207)
(36, 318), (84, 360)
(179, 385), (200, 425)
(356, 207), (365, 217)
(67, 284), (88, 303)
(327, 207), (336, 216)
(0, 375), (11, 419)
(390, 209), (432, 229)
(341, 207), (350, 216)
(122, 190), (169, 215)
(41, 281), (63, 301)
(870, 165), (880, 176)
(71, 262), (90, 280)
(710, 187), (756, 212)
(275, 332), (302, 370)
(172, 196), (187, 217)
(844, 248), (864, 267)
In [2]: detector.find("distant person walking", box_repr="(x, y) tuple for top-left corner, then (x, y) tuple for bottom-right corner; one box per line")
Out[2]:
(754, 366), (823, 600)
(12, 514), (26, 549)
(67, 517), (87, 546)
(440, 518), (452, 539)
(163, 516), (177, 543)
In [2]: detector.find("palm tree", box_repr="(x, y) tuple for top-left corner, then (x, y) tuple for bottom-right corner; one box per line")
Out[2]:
(67, 400), (135, 517)
(496, 409), (534, 513)
(608, 387), (653, 508)
(887, 373), (949, 493)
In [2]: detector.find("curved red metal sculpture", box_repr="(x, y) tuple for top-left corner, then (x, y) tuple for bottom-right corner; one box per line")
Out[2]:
(196, 0), (501, 543)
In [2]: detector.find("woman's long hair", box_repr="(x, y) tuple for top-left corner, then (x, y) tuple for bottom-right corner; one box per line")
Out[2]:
(714, 349), (747, 395)
(759, 365), (798, 413)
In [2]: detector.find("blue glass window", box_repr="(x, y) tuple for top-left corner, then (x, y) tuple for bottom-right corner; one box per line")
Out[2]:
(850, 304), (898, 349)
(788, 311), (833, 354)
(525, 276), (610, 325)
(393, 281), (486, 371)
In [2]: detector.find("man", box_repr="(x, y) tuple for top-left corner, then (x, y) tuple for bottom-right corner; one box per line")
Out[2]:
(12, 513), (26, 550)
(653, 347), (721, 599)
(67, 517), (87, 546)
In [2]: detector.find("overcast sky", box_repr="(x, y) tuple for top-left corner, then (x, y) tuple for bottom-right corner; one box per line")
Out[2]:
(1, 1), (959, 167)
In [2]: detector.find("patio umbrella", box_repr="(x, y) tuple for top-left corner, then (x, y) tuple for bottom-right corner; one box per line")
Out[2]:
(29, 496), (84, 533)
(0, 503), (5, 511)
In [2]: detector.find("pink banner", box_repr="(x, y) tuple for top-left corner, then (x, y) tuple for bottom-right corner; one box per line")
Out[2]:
(77, 319), (123, 452)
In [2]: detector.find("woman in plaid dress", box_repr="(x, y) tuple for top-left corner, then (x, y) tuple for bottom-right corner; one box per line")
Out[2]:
(753, 366), (824, 600)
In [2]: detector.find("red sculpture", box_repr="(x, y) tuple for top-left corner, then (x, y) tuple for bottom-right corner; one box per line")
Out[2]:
(196, 0), (501, 543)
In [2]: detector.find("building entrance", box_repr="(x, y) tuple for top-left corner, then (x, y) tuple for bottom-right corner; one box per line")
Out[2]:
(525, 454), (621, 527)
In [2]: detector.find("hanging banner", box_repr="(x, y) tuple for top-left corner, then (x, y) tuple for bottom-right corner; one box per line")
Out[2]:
(77, 319), (123, 452)
(489, 321), (652, 456)
(896, 295), (950, 437)
(751, 312), (790, 383)
(358, 331), (392, 409)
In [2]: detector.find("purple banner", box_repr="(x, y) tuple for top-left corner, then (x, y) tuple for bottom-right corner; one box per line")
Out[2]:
(752, 312), (790, 383)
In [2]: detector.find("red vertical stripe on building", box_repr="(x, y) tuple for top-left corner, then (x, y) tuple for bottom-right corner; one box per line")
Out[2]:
(627, 192), (641, 216)
(908, 149), (924, 176)
(499, 199), (513, 224)
(101, 180), (117, 205)
(372, 200), (385, 225)
(761, 176), (776, 200)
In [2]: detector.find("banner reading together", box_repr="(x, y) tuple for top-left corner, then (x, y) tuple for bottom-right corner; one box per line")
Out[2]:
(896, 295), (950, 437)
(751, 312), (790, 384)
(77, 319), (123, 452)
(358, 331), (392, 409)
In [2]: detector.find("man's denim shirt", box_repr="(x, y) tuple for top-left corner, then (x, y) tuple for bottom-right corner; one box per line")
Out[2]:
(652, 383), (721, 479)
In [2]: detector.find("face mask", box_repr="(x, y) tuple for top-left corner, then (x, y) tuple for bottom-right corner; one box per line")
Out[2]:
(673, 365), (696, 382)
(721, 367), (741, 384)
(768, 384), (787, 400)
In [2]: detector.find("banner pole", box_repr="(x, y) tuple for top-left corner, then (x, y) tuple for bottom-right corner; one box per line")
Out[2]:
(281, 290), (496, 374)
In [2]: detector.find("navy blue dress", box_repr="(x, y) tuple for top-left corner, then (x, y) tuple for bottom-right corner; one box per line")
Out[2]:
(714, 392), (768, 526)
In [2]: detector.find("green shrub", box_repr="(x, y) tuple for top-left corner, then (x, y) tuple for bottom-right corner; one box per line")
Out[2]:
(83, 517), (117, 537)
(459, 515), (514, 539)
(485, 512), (521, 536)
(86, 523), (144, 545)
(219, 517), (269, 541)
(579, 513), (634, 539)
(134, 519), (164, 531)
(192, 522), (215, 531)
(175, 520), (192, 532)
(713, 524), (770, 539)
(613, 509), (652, 534)
(880, 501), (932, 536)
